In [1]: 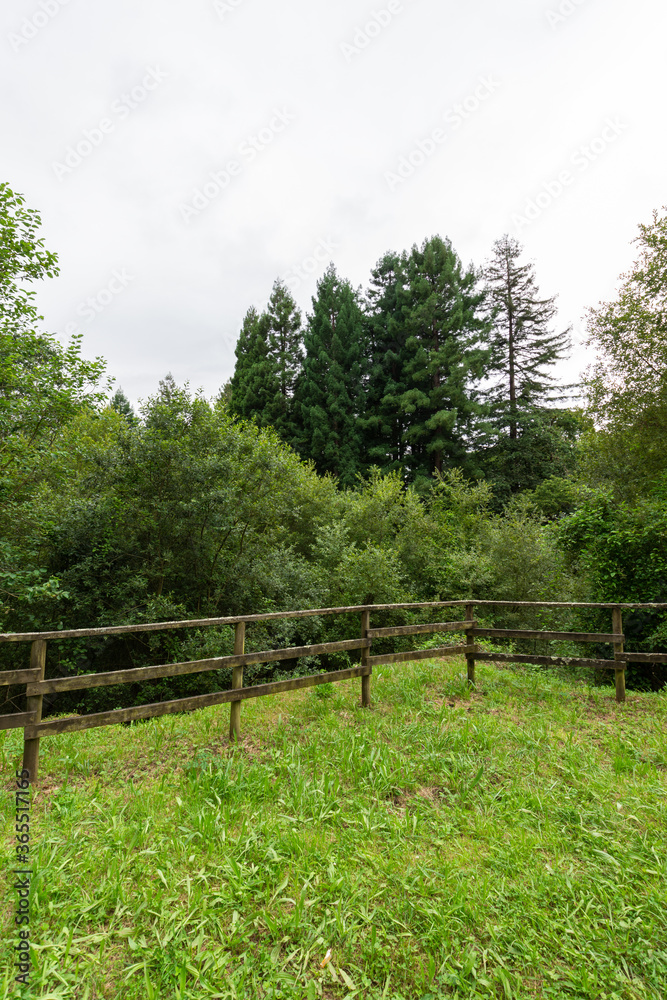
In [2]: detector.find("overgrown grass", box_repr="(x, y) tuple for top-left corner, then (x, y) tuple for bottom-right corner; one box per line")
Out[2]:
(2, 659), (667, 999)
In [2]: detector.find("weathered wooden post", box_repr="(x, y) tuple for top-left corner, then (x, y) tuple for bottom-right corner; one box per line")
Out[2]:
(229, 622), (245, 742)
(465, 603), (476, 686)
(23, 640), (47, 781)
(361, 609), (371, 707)
(612, 607), (626, 704)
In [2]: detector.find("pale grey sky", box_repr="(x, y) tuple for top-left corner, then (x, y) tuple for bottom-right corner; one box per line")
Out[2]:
(2, 0), (665, 404)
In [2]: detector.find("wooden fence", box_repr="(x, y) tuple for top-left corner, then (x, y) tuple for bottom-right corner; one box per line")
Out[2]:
(2, 599), (666, 780)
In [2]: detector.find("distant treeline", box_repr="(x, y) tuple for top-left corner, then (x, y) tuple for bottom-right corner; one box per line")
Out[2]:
(226, 234), (579, 505)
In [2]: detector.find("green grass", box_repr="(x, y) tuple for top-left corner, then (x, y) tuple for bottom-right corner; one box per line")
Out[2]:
(2, 658), (667, 999)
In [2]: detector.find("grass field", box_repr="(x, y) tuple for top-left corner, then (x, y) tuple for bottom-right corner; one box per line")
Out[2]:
(2, 657), (667, 999)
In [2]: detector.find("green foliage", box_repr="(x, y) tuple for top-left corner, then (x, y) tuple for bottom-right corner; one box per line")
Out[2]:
(362, 251), (413, 473)
(484, 496), (571, 603)
(293, 265), (366, 486)
(399, 236), (490, 486)
(585, 207), (667, 427)
(266, 278), (303, 440)
(481, 407), (586, 508)
(477, 236), (575, 503)
(582, 207), (667, 497)
(45, 378), (331, 626)
(0, 183), (107, 486)
(110, 386), (137, 424)
(228, 282), (304, 444)
(0, 184), (107, 638)
(557, 489), (667, 687)
(229, 307), (277, 425)
(483, 234), (572, 434)
(0, 180), (59, 336)
(558, 490), (667, 604)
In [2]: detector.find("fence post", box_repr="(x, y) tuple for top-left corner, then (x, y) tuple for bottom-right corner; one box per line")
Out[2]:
(465, 603), (476, 686)
(612, 607), (625, 704)
(361, 609), (371, 707)
(23, 640), (47, 781)
(229, 622), (245, 742)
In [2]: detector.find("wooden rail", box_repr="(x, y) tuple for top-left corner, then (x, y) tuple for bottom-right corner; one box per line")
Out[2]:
(2, 600), (664, 779)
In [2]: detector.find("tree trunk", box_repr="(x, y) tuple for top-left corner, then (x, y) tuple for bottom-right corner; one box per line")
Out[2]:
(505, 258), (517, 440)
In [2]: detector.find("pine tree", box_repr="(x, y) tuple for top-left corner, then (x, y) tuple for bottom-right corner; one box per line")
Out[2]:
(267, 279), (302, 399)
(484, 235), (571, 438)
(293, 265), (366, 486)
(398, 236), (490, 485)
(228, 307), (278, 424)
(265, 279), (303, 441)
(480, 235), (573, 502)
(362, 251), (412, 473)
(110, 387), (136, 424)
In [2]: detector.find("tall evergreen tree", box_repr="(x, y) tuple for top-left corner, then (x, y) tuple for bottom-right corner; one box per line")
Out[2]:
(398, 236), (490, 485)
(227, 284), (302, 440)
(362, 251), (412, 473)
(293, 265), (366, 486)
(480, 235), (573, 502)
(228, 307), (278, 425)
(484, 235), (571, 438)
(267, 279), (302, 399)
(265, 279), (303, 442)
(110, 387), (137, 424)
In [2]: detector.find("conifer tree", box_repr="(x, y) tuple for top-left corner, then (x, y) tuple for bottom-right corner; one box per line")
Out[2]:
(399, 236), (490, 485)
(362, 251), (412, 473)
(228, 307), (278, 424)
(480, 235), (573, 502)
(267, 279), (302, 399)
(293, 265), (366, 485)
(265, 280), (302, 441)
(484, 235), (571, 438)
(110, 387), (137, 424)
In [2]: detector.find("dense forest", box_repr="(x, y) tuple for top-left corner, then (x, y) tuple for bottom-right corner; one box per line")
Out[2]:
(2, 182), (667, 711)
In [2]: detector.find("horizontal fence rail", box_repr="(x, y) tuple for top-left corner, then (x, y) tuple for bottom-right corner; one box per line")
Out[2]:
(24, 667), (372, 739)
(24, 639), (370, 696)
(1, 600), (665, 779)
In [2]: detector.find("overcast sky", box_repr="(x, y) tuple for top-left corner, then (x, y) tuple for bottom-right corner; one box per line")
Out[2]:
(2, 0), (665, 405)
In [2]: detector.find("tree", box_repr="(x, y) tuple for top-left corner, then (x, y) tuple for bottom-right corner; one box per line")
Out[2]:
(398, 236), (490, 485)
(0, 183), (106, 486)
(480, 407), (584, 508)
(266, 279), (302, 433)
(227, 283), (303, 442)
(483, 235), (571, 438)
(479, 235), (573, 502)
(0, 182), (107, 637)
(0, 181), (58, 336)
(582, 207), (667, 495)
(361, 251), (412, 473)
(44, 378), (338, 623)
(293, 265), (366, 485)
(110, 387), (136, 423)
(228, 306), (277, 425)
